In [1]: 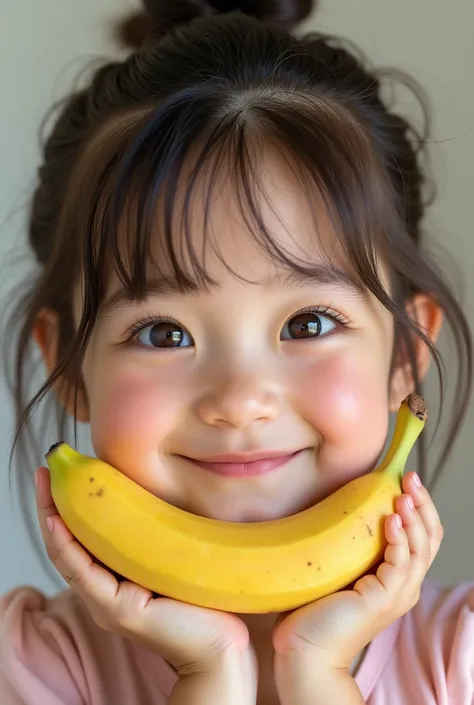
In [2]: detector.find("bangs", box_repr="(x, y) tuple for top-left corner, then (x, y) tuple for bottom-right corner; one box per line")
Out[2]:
(64, 87), (418, 326)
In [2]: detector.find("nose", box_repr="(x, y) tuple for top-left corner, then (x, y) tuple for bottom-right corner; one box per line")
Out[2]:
(197, 371), (283, 429)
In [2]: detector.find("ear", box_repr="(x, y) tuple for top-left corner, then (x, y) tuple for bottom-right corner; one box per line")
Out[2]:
(389, 294), (443, 412)
(32, 308), (90, 423)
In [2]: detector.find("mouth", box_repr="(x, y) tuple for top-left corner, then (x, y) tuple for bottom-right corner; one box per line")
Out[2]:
(178, 448), (308, 478)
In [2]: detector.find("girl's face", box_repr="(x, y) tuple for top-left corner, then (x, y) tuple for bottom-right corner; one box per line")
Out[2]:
(80, 155), (403, 522)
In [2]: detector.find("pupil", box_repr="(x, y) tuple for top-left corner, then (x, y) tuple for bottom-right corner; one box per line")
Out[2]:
(150, 323), (183, 347)
(290, 313), (321, 339)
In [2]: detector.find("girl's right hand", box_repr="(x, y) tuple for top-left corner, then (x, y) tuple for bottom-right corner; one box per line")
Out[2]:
(35, 466), (258, 705)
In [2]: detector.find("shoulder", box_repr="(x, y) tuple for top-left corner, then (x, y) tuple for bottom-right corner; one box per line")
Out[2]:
(0, 584), (100, 663)
(408, 578), (474, 634)
(0, 586), (85, 703)
(1, 582), (92, 630)
(0, 586), (176, 705)
(387, 579), (474, 702)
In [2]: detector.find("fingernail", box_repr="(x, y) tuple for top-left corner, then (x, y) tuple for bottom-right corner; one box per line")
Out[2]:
(413, 472), (422, 488)
(394, 514), (402, 530)
(34, 470), (39, 488)
(47, 517), (54, 532)
(406, 495), (415, 511)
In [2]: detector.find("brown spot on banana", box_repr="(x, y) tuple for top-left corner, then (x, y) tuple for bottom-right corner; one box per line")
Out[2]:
(88, 487), (105, 497)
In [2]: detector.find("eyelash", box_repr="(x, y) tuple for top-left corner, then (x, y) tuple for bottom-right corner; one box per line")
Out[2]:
(293, 306), (350, 327)
(124, 315), (186, 342)
(123, 307), (351, 343)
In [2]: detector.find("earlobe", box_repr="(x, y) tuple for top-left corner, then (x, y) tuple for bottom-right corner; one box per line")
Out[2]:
(32, 308), (90, 423)
(388, 294), (444, 412)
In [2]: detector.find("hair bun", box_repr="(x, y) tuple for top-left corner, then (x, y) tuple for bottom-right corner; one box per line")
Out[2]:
(116, 0), (315, 49)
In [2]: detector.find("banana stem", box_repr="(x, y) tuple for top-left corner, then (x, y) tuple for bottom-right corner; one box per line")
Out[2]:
(375, 394), (428, 481)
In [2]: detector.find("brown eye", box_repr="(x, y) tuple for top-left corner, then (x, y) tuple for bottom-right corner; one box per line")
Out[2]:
(281, 311), (336, 340)
(137, 321), (193, 348)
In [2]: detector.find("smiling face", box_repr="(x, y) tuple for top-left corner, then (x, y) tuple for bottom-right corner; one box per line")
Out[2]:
(73, 149), (406, 523)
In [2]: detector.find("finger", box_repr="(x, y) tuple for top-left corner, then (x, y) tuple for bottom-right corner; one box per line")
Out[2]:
(396, 493), (431, 559)
(47, 512), (119, 602)
(35, 466), (57, 535)
(374, 512), (411, 595)
(392, 493), (433, 605)
(35, 466), (68, 576)
(402, 472), (444, 556)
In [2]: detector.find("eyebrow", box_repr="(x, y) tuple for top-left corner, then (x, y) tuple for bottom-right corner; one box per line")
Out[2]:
(100, 264), (365, 315)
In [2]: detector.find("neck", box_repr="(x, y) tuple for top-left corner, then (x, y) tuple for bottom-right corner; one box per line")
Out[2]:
(239, 612), (281, 704)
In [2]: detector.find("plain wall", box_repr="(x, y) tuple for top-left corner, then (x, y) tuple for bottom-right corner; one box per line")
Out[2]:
(1, 0), (473, 596)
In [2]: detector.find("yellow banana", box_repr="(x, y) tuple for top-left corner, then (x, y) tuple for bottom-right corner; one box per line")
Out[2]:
(46, 393), (427, 614)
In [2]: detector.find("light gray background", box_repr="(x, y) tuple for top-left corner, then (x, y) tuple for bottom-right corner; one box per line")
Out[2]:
(1, 0), (473, 597)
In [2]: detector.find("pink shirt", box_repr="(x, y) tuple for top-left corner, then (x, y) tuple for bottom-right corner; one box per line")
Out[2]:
(1, 579), (473, 704)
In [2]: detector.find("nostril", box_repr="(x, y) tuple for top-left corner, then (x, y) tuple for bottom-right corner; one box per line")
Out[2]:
(197, 382), (282, 428)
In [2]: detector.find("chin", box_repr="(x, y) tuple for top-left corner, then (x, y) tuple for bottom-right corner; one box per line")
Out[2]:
(193, 495), (317, 523)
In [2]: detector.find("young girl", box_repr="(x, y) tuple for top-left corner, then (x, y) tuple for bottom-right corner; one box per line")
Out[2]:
(1, 0), (473, 703)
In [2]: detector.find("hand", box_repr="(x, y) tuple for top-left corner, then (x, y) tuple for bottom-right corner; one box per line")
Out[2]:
(272, 471), (443, 704)
(35, 466), (258, 705)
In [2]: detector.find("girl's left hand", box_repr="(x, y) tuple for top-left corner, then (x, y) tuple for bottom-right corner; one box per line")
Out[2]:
(272, 471), (444, 704)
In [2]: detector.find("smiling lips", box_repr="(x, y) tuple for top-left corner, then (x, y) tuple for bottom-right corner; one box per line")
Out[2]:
(183, 449), (306, 477)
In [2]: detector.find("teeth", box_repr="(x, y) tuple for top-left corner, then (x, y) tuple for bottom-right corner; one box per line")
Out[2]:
(46, 394), (427, 614)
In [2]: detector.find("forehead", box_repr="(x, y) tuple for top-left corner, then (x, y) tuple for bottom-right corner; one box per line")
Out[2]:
(108, 148), (350, 293)
(99, 178), (370, 321)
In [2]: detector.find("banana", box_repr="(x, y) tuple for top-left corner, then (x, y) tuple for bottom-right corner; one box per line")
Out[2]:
(46, 393), (427, 614)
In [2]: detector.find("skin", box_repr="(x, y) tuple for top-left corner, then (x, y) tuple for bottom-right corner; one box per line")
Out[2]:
(34, 150), (444, 704)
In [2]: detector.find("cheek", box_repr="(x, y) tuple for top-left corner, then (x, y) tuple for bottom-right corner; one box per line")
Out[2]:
(298, 351), (390, 483)
(86, 363), (182, 481)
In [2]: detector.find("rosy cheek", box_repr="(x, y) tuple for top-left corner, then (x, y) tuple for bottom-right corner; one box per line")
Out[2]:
(299, 353), (390, 482)
(87, 369), (180, 485)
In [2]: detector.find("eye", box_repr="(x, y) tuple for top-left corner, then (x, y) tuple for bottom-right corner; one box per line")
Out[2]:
(134, 318), (194, 349)
(280, 310), (339, 341)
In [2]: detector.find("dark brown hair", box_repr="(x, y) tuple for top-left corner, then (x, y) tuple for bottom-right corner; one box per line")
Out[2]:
(3, 0), (472, 552)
